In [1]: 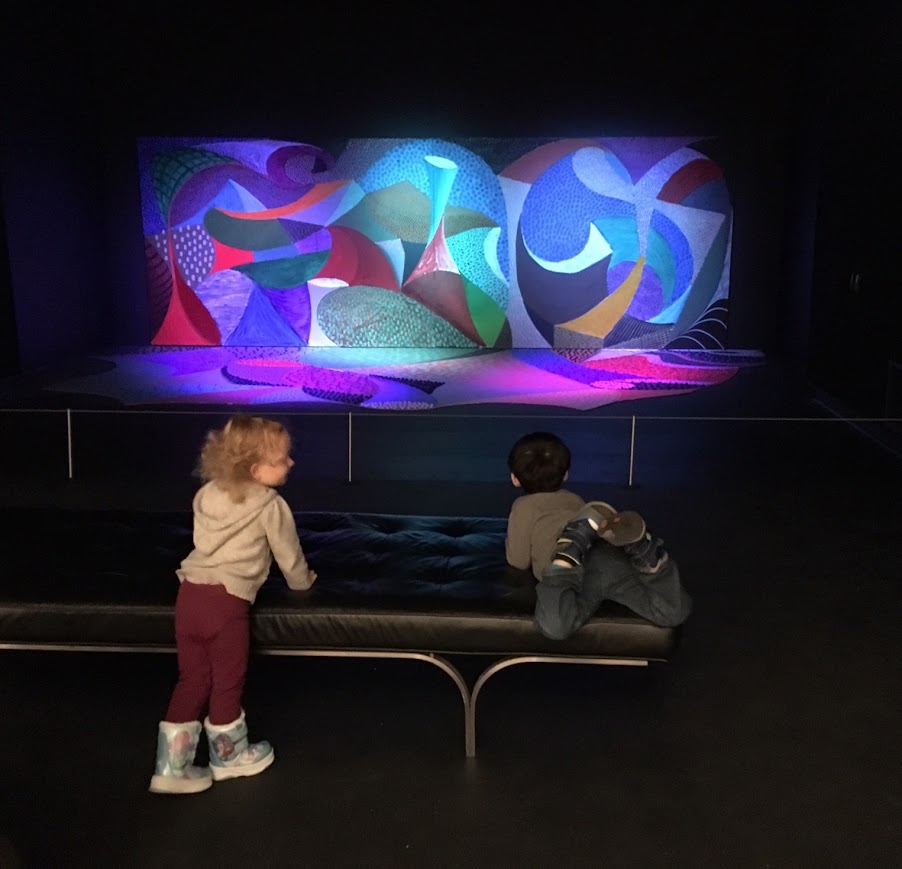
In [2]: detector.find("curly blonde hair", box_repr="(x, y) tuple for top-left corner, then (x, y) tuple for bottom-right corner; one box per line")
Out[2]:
(198, 414), (291, 503)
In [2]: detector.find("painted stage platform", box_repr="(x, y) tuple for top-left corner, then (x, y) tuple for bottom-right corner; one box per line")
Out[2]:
(0, 346), (765, 412)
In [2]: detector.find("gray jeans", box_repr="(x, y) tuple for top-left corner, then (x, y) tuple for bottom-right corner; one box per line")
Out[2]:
(534, 541), (692, 640)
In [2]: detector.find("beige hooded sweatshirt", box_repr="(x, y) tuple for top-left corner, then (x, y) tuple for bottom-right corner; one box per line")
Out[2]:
(177, 481), (315, 603)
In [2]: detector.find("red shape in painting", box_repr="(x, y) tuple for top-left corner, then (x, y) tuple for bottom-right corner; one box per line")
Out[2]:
(401, 217), (482, 344)
(405, 218), (458, 283)
(209, 238), (254, 275)
(152, 243), (221, 345)
(318, 226), (399, 290)
(657, 159), (722, 203)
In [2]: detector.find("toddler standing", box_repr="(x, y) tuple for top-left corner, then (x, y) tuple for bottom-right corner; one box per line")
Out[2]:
(149, 414), (317, 795)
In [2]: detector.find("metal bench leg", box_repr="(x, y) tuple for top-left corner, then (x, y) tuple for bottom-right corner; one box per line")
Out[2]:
(258, 648), (473, 756)
(467, 655), (649, 758)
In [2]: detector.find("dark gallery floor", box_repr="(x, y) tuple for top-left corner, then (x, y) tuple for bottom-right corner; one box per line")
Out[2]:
(0, 357), (900, 868)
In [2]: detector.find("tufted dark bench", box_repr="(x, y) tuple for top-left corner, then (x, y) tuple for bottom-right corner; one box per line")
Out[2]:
(0, 508), (679, 756)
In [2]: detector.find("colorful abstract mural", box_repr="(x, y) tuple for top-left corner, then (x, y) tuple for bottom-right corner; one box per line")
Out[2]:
(46, 136), (760, 409)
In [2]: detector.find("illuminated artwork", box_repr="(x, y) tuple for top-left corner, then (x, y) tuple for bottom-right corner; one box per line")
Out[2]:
(50, 136), (760, 409)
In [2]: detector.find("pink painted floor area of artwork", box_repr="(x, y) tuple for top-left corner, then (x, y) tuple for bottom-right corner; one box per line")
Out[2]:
(30, 346), (766, 411)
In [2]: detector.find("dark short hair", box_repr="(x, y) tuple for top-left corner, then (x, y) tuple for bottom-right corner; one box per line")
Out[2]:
(507, 431), (571, 494)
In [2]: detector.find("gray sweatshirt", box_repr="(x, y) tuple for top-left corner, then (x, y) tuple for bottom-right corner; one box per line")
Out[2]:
(177, 481), (315, 603)
(506, 489), (586, 580)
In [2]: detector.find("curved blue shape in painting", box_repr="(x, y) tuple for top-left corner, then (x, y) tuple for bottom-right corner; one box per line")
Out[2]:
(424, 155), (459, 242)
(521, 156), (636, 263)
(649, 210), (694, 314)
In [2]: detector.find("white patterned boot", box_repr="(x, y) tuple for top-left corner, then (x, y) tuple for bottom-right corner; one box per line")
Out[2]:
(204, 710), (274, 781)
(148, 720), (213, 794)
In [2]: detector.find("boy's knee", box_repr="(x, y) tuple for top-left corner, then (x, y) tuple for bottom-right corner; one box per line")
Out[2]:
(534, 605), (576, 640)
(535, 618), (571, 641)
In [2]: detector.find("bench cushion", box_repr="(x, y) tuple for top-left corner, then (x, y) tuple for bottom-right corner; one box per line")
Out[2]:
(0, 509), (677, 659)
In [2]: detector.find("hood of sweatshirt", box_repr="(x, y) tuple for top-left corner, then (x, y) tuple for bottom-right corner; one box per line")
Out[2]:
(190, 482), (278, 555)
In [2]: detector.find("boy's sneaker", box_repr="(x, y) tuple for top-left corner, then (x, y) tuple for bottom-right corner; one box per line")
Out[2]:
(553, 502), (647, 568)
(553, 516), (598, 568)
(582, 501), (646, 546)
(627, 534), (670, 574)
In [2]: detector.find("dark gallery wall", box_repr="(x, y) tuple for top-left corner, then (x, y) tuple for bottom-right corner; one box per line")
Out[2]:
(0, 8), (109, 373)
(0, 186), (19, 375)
(805, 5), (902, 418)
(2, 5), (895, 419)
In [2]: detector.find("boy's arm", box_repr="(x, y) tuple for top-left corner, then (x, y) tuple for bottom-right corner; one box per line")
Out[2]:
(264, 497), (317, 590)
(505, 501), (532, 571)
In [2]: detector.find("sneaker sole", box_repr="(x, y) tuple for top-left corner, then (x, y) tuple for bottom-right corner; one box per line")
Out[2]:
(210, 749), (275, 781)
(582, 501), (646, 546)
(149, 773), (213, 794)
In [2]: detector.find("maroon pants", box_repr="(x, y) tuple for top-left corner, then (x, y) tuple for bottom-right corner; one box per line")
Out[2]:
(165, 580), (250, 726)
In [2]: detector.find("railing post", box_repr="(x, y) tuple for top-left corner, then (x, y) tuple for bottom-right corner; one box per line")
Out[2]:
(628, 415), (636, 487)
(67, 408), (74, 479)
